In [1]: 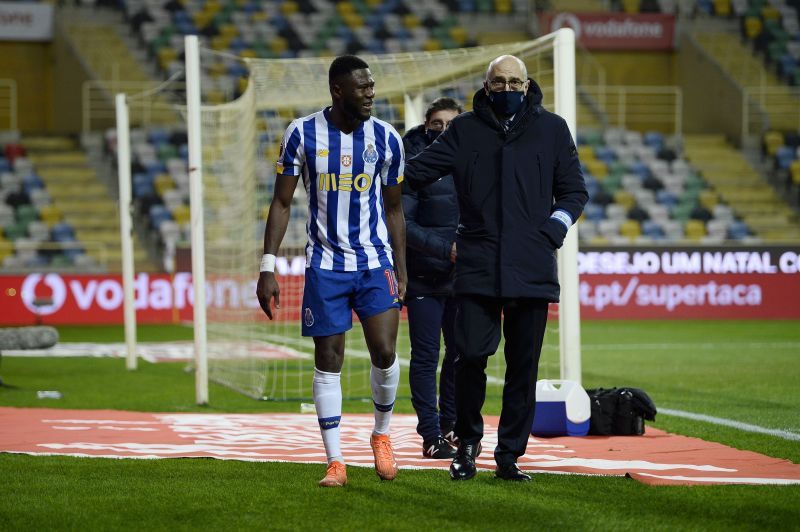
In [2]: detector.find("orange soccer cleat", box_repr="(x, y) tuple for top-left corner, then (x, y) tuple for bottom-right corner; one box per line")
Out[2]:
(370, 433), (398, 481)
(318, 461), (347, 488)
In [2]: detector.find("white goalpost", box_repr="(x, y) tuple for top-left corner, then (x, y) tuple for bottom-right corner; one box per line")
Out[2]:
(173, 29), (581, 403)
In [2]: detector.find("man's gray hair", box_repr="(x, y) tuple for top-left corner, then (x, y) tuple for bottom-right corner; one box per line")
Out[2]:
(485, 55), (528, 81)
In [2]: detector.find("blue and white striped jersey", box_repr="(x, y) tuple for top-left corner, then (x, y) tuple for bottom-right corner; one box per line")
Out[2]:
(277, 108), (405, 272)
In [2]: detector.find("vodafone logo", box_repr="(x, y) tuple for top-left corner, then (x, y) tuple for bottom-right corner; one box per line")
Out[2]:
(21, 273), (67, 315)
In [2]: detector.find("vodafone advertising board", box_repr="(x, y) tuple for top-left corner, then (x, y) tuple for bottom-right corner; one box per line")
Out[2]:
(540, 12), (675, 50)
(1, 246), (799, 324)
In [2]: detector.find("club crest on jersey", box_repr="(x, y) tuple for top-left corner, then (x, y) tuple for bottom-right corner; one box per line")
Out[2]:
(363, 144), (378, 164)
(341, 154), (352, 167)
(304, 307), (314, 327)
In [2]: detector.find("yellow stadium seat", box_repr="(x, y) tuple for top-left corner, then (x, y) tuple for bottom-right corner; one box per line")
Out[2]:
(403, 14), (420, 29)
(761, 6), (780, 20)
(494, 0), (512, 14)
(192, 12), (212, 28)
(208, 62), (227, 78)
(763, 130), (783, 156)
(238, 77), (249, 93)
(206, 90), (226, 104)
(619, 220), (641, 240)
(613, 190), (635, 209)
(449, 26), (468, 46)
(698, 189), (719, 210)
(270, 36), (288, 54)
(157, 47), (178, 70)
(203, 0), (221, 15)
(578, 145), (595, 160)
(211, 35), (231, 51)
(172, 205), (191, 225)
(219, 24), (239, 39)
(423, 38), (442, 52)
(251, 12), (267, 22)
(38, 205), (63, 226)
(790, 160), (800, 185)
(713, 0), (730, 16)
(342, 13), (364, 28)
(280, 1), (298, 15)
(744, 16), (762, 39)
(154, 174), (175, 196)
(684, 219), (706, 240)
(622, 0), (639, 13)
(0, 238), (12, 261)
(585, 158), (608, 178)
(260, 205), (270, 220)
(336, 2), (356, 15)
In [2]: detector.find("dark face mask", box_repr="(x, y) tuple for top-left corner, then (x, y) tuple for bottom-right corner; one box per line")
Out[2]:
(425, 128), (442, 144)
(487, 90), (525, 117)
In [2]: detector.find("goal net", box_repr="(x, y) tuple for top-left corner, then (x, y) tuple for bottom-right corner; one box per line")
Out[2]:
(189, 29), (580, 401)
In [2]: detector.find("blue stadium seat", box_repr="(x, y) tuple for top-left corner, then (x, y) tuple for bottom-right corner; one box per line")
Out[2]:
(776, 146), (796, 169)
(52, 222), (76, 241)
(727, 220), (750, 240)
(629, 160), (651, 179)
(0, 157), (9, 172)
(149, 204), (173, 230)
(594, 146), (617, 164)
(656, 189), (680, 207)
(642, 220), (666, 239)
(644, 131), (664, 150)
(584, 203), (605, 222)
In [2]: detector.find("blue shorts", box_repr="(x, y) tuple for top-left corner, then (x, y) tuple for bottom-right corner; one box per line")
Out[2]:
(301, 266), (401, 337)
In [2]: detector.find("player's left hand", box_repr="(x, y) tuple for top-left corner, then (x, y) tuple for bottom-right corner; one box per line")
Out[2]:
(395, 272), (407, 303)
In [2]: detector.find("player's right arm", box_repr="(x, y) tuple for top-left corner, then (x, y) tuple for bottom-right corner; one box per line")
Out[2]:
(257, 120), (305, 320)
(256, 173), (300, 320)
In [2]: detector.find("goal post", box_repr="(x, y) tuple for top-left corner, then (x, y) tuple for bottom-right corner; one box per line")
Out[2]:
(183, 29), (582, 402)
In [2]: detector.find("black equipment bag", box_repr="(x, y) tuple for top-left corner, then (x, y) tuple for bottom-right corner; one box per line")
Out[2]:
(585, 388), (657, 436)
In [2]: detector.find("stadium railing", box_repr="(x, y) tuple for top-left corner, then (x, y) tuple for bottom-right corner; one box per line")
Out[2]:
(582, 85), (683, 135)
(0, 79), (17, 132)
(82, 79), (186, 134)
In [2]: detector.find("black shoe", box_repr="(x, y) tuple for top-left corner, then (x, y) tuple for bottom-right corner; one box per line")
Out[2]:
(495, 462), (531, 481)
(422, 436), (457, 459)
(449, 442), (482, 481)
(440, 421), (459, 447)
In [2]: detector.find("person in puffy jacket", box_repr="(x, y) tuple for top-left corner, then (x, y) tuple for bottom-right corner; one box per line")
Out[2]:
(405, 55), (588, 482)
(402, 97), (463, 460)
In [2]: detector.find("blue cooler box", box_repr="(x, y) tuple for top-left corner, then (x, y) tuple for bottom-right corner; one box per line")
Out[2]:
(531, 380), (590, 437)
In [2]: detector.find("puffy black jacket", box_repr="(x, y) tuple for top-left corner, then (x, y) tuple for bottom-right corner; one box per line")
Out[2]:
(405, 81), (588, 301)
(401, 125), (459, 297)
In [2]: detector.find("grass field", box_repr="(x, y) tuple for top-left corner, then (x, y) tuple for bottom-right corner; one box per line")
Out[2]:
(2, 319), (799, 530)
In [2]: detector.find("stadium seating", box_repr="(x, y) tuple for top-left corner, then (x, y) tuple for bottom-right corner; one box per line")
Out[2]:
(575, 127), (763, 244)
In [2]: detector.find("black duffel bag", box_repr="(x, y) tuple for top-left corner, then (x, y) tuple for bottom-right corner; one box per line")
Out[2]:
(585, 387), (657, 436)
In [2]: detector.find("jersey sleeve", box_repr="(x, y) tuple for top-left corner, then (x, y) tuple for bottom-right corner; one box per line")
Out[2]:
(276, 120), (304, 176)
(380, 126), (405, 186)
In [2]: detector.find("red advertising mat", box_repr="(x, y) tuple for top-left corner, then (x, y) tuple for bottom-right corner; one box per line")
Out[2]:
(2, 408), (798, 486)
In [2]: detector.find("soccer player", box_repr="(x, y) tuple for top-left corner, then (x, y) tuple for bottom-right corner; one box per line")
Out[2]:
(256, 55), (407, 488)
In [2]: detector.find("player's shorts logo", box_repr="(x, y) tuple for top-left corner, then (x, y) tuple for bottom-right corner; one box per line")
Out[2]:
(304, 307), (314, 327)
(363, 144), (378, 164)
(341, 154), (352, 167)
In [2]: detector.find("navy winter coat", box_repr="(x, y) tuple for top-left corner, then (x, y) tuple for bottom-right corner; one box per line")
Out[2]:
(401, 124), (459, 297)
(405, 81), (588, 301)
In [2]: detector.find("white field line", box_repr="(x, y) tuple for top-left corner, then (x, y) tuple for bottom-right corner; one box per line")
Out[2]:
(658, 408), (800, 441)
(582, 341), (800, 351)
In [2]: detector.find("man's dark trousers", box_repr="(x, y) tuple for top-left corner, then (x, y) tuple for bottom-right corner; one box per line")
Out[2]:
(453, 295), (549, 466)
(407, 295), (457, 441)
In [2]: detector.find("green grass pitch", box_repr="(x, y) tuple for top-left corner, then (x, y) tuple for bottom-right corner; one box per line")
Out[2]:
(1, 319), (799, 530)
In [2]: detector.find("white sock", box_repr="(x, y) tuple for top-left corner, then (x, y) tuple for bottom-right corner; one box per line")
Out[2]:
(313, 368), (343, 464)
(370, 355), (399, 435)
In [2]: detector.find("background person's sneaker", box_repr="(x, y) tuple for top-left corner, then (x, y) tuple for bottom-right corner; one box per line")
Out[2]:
(422, 435), (457, 459)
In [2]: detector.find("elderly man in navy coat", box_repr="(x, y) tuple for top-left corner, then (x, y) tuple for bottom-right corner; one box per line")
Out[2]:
(405, 55), (588, 482)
